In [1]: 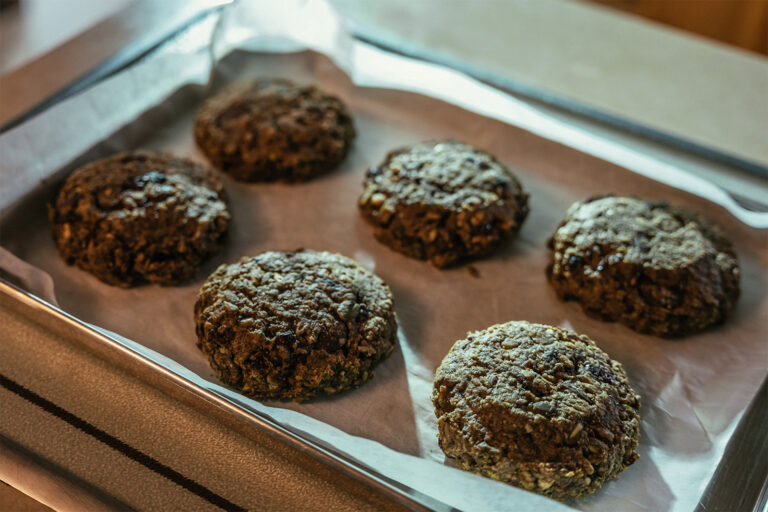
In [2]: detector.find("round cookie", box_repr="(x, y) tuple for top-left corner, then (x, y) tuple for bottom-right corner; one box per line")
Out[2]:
(49, 151), (230, 287)
(547, 196), (740, 337)
(358, 141), (529, 268)
(194, 79), (355, 182)
(432, 321), (640, 501)
(194, 250), (397, 402)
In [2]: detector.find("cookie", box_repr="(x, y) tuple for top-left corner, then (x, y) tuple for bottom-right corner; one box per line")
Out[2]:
(358, 141), (528, 268)
(547, 196), (740, 337)
(194, 250), (397, 402)
(49, 151), (230, 287)
(432, 321), (640, 501)
(194, 79), (355, 182)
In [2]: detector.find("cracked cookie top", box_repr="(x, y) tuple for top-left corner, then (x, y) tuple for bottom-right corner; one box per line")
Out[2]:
(360, 141), (526, 212)
(550, 196), (737, 270)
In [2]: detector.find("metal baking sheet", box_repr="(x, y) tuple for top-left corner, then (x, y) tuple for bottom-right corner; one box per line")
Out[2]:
(1, 1), (766, 510)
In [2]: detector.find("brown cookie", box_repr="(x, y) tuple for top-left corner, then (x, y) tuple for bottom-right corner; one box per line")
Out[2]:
(194, 79), (355, 182)
(547, 196), (740, 337)
(432, 320), (640, 501)
(49, 151), (230, 287)
(359, 141), (529, 268)
(194, 250), (397, 402)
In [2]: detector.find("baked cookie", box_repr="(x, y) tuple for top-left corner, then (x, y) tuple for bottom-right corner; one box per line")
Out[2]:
(194, 250), (397, 402)
(194, 79), (355, 182)
(432, 321), (640, 501)
(358, 141), (528, 268)
(50, 151), (230, 287)
(547, 196), (740, 337)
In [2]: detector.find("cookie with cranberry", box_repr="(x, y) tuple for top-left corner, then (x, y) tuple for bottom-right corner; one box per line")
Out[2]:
(49, 151), (229, 287)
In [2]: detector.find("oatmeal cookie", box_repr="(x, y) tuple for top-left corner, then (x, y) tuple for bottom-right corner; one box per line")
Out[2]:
(547, 196), (740, 336)
(49, 151), (230, 287)
(194, 250), (397, 401)
(194, 79), (355, 182)
(432, 321), (640, 501)
(358, 141), (528, 268)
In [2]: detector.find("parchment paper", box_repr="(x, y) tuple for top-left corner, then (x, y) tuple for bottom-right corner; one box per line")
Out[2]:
(1, 1), (766, 510)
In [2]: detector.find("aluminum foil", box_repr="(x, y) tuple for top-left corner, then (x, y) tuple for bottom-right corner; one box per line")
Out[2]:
(1, 1), (766, 510)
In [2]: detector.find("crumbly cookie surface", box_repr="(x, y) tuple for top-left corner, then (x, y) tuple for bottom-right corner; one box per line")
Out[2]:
(194, 250), (397, 401)
(359, 141), (528, 268)
(432, 321), (640, 501)
(49, 151), (230, 287)
(548, 196), (739, 336)
(194, 79), (355, 182)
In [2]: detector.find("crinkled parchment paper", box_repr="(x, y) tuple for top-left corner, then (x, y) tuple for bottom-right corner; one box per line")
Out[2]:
(1, 1), (766, 510)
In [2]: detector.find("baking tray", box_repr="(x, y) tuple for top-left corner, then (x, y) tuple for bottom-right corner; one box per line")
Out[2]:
(1, 1), (767, 510)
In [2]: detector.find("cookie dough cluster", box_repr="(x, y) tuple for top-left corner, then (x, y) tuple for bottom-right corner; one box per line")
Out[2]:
(49, 76), (741, 502)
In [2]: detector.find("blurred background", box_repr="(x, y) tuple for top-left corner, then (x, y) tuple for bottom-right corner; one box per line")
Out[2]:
(1, 0), (767, 76)
(593, 0), (768, 55)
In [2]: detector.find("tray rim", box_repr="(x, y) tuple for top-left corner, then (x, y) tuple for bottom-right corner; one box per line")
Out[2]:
(350, 23), (768, 180)
(0, 277), (450, 512)
(3, 267), (767, 512)
(3, 2), (766, 183)
(1, 7), (767, 510)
